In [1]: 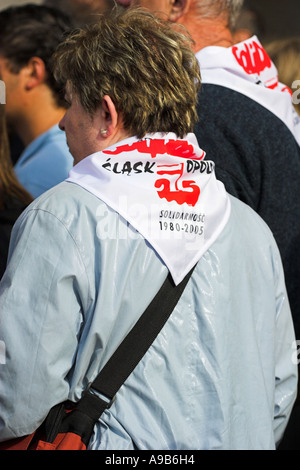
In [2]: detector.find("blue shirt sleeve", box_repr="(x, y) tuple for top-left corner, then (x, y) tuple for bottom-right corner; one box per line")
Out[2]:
(0, 207), (89, 441)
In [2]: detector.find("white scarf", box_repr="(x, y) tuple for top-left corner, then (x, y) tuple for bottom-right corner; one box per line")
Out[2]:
(67, 133), (231, 285)
(196, 36), (300, 146)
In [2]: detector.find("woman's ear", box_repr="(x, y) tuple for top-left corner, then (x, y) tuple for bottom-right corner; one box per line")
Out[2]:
(101, 95), (118, 137)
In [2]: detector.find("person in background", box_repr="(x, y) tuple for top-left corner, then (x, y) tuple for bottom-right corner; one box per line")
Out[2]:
(43, 0), (115, 26)
(118, 0), (300, 449)
(0, 8), (297, 450)
(266, 37), (300, 116)
(0, 105), (32, 278)
(0, 4), (74, 198)
(232, 4), (265, 43)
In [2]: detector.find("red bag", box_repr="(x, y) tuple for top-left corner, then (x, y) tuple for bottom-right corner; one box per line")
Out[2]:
(0, 431), (87, 450)
(0, 394), (106, 451)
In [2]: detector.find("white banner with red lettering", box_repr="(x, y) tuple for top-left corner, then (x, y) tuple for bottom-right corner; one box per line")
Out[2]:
(196, 36), (300, 146)
(67, 133), (231, 285)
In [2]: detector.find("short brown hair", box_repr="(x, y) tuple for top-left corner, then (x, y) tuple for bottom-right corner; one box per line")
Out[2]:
(52, 8), (201, 138)
(0, 4), (74, 108)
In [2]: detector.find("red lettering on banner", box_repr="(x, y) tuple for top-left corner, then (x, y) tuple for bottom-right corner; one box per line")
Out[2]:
(232, 40), (272, 75)
(281, 85), (293, 96)
(103, 139), (205, 160)
(267, 81), (278, 90)
(155, 163), (200, 206)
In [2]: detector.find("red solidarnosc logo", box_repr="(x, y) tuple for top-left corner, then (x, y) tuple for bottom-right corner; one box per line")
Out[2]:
(104, 139), (204, 207)
(232, 39), (272, 76)
(281, 85), (293, 96)
(103, 138), (204, 160)
(155, 163), (200, 207)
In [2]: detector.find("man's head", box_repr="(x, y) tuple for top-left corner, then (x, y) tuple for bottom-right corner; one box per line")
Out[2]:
(53, 7), (201, 159)
(0, 4), (73, 111)
(43, 0), (115, 27)
(116, 0), (244, 29)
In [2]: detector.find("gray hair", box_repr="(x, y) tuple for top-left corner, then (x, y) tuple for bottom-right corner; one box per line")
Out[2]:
(194, 0), (244, 28)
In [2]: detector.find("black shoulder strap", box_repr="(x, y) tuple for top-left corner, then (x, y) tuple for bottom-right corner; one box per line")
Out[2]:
(91, 266), (196, 400)
(72, 265), (196, 432)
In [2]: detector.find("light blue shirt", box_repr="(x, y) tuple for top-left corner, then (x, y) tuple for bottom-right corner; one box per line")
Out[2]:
(0, 182), (297, 449)
(14, 125), (73, 198)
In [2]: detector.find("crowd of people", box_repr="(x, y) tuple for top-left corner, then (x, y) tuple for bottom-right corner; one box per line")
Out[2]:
(0, 0), (299, 451)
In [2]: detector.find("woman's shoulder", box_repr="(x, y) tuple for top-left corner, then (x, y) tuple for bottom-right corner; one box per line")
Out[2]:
(29, 181), (100, 211)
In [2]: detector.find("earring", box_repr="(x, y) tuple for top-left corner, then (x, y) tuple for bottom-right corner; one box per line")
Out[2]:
(100, 129), (108, 136)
